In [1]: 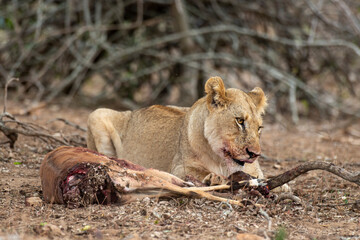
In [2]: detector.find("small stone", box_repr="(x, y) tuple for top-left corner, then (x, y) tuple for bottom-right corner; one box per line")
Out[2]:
(52, 133), (61, 138)
(153, 231), (161, 238)
(162, 213), (171, 220)
(140, 209), (147, 216)
(152, 210), (162, 219)
(19, 189), (26, 196)
(273, 164), (281, 169)
(25, 197), (43, 207)
(158, 200), (168, 205)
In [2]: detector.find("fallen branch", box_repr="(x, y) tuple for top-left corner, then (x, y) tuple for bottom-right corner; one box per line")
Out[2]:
(225, 161), (360, 198)
(210, 160), (360, 194)
(266, 161), (360, 189)
(0, 118), (70, 147)
(0, 79), (85, 148)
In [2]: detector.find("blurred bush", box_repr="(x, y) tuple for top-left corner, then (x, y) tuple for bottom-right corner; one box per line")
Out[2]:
(0, 0), (359, 122)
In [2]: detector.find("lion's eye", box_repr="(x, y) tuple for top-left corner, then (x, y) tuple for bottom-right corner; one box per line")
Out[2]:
(235, 118), (245, 129)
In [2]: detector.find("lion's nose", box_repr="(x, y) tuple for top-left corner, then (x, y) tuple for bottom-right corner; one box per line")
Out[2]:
(246, 148), (260, 159)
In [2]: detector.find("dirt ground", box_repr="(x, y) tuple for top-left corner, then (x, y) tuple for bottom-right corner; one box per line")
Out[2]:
(0, 101), (359, 240)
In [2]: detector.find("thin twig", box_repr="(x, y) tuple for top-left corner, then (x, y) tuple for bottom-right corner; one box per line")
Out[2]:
(258, 208), (272, 231)
(305, 0), (352, 33)
(333, 0), (360, 36)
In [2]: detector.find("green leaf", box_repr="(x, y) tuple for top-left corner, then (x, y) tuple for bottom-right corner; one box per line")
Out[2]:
(81, 225), (91, 231)
(301, 99), (309, 112)
(5, 18), (14, 30)
(14, 162), (22, 165)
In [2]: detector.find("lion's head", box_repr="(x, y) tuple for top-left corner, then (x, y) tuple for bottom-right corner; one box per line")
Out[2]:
(203, 77), (267, 175)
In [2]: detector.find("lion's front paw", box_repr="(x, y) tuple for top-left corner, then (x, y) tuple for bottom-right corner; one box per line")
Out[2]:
(202, 173), (228, 186)
(272, 183), (292, 193)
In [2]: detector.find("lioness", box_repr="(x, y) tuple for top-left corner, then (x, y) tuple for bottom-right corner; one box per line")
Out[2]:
(87, 77), (266, 183)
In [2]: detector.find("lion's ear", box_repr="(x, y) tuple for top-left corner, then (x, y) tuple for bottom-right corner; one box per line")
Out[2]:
(205, 76), (230, 109)
(247, 87), (267, 114)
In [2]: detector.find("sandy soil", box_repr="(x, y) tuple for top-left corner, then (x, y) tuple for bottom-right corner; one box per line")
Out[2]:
(0, 101), (359, 240)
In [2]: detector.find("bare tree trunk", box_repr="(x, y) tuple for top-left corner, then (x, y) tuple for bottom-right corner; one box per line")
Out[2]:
(171, 0), (199, 106)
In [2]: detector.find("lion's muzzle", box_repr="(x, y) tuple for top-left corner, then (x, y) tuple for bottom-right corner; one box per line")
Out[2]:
(246, 148), (260, 159)
(229, 147), (261, 166)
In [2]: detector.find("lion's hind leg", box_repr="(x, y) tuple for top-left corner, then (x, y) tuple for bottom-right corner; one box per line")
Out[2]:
(87, 108), (129, 158)
(87, 121), (116, 157)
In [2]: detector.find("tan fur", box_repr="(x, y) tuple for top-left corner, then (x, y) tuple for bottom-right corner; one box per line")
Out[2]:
(87, 77), (267, 182)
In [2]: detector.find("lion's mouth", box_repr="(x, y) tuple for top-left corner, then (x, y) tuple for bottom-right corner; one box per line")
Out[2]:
(222, 148), (255, 166)
(232, 158), (245, 166)
(231, 158), (255, 166)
